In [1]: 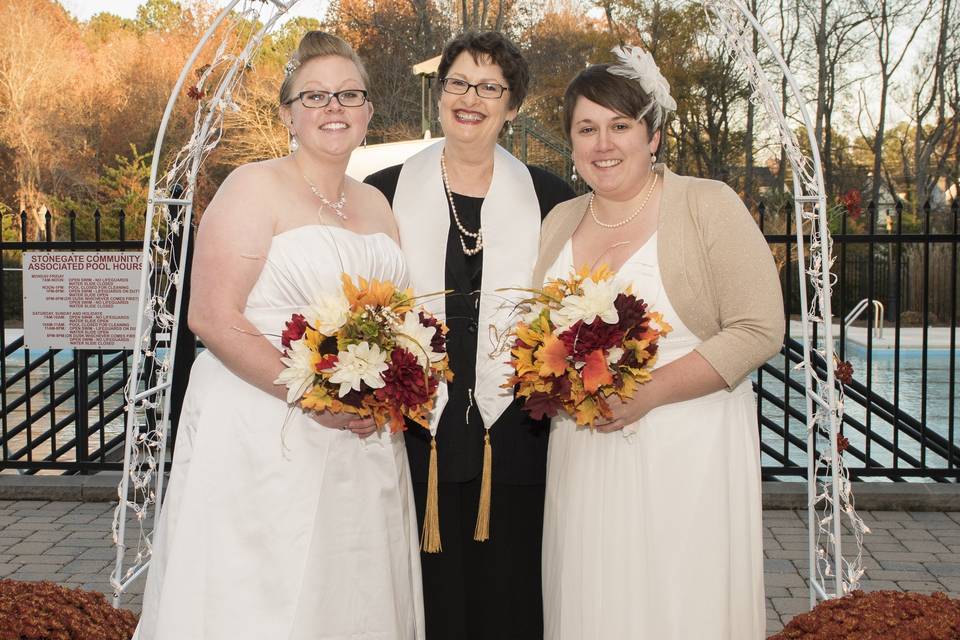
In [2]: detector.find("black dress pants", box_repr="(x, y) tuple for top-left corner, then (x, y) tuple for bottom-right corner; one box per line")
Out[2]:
(413, 478), (545, 640)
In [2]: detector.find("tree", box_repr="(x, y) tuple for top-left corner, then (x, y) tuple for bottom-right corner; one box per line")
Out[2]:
(519, 8), (617, 136)
(799, 0), (869, 196)
(857, 0), (935, 207)
(136, 0), (188, 34)
(324, 0), (452, 141)
(906, 0), (958, 208)
(0, 0), (85, 237)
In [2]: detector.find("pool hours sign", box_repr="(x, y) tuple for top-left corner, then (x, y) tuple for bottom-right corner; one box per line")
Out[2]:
(22, 252), (144, 350)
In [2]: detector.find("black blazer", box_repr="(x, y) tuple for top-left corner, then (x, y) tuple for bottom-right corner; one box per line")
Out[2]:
(365, 163), (575, 485)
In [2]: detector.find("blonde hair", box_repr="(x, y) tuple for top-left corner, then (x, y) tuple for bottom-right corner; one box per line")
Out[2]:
(279, 31), (370, 105)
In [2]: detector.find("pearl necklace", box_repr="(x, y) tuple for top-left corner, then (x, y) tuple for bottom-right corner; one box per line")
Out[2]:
(302, 174), (347, 220)
(440, 151), (484, 256)
(589, 171), (659, 229)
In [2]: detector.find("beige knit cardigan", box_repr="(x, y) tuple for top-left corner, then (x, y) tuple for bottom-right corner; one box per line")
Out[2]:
(532, 165), (785, 389)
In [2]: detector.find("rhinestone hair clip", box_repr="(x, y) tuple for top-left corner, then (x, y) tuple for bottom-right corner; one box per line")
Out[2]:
(284, 59), (301, 77)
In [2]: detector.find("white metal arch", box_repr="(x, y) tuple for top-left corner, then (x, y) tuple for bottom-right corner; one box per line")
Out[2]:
(702, 0), (867, 604)
(112, 0), (863, 611)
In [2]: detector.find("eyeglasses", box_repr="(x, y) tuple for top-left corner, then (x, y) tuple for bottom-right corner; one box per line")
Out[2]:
(440, 78), (509, 100)
(284, 89), (368, 108)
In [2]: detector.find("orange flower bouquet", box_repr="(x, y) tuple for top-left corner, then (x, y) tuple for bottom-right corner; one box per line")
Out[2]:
(504, 266), (670, 426)
(275, 273), (452, 432)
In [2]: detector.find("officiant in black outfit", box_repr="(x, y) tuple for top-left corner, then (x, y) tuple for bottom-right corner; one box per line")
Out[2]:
(365, 31), (574, 640)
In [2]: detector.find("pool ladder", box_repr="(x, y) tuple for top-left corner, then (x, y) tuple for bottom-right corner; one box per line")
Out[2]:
(844, 298), (884, 340)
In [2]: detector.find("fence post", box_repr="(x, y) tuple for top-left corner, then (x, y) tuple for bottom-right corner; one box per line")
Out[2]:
(886, 200), (901, 322)
(164, 185), (196, 459)
(168, 220), (196, 452)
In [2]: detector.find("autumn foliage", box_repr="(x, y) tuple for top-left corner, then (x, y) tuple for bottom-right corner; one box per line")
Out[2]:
(0, 580), (137, 640)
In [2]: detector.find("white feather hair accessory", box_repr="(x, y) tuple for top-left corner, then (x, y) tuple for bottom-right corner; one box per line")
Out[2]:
(607, 45), (677, 128)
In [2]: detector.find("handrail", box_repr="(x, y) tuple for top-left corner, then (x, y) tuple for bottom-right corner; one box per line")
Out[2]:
(844, 298), (884, 339)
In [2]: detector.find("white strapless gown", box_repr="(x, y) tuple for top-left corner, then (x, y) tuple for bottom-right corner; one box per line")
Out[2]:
(541, 234), (765, 639)
(135, 226), (425, 640)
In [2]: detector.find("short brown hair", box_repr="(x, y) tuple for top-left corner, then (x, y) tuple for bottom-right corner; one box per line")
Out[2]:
(562, 64), (662, 154)
(437, 31), (529, 111)
(279, 31), (370, 105)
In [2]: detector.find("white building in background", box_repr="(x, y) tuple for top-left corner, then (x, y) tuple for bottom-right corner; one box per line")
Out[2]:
(346, 134), (442, 181)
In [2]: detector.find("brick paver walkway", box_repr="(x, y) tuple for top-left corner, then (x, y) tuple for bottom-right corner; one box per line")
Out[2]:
(2, 500), (959, 637)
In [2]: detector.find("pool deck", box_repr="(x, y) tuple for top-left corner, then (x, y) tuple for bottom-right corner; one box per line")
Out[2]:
(1, 490), (959, 637)
(788, 320), (958, 351)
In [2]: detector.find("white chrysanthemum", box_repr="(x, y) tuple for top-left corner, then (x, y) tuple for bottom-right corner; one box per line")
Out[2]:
(394, 313), (445, 367)
(328, 341), (389, 397)
(308, 291), (350, 335)
(553, 278), (621, 330)
(274, 339), (316, 404)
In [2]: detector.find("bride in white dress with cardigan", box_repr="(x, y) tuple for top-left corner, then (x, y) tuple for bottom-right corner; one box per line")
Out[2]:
(534, 49), (784, 639)
(134, 33), (423, 639)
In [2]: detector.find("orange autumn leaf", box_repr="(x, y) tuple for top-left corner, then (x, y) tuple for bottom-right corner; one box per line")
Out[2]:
(574, 263), (614, 284)
(640, 311), (672, 340)
(536, 334), (569, 378)
(516, 323), (543, 348)
(574, 396), (601, 425)
(581, 349), (614, 394)
(512, 346), (537, 376)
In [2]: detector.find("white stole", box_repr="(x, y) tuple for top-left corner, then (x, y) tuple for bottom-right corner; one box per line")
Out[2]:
(393, 141), (540, 436)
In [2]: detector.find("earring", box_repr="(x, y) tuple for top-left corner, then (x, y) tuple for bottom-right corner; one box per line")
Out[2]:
(571, 165), (578, 182)
(362, 136), (368, 147)
(507, 121), (514, 136)
(650, 152), (656, 164)
(289, 134), (299, 153)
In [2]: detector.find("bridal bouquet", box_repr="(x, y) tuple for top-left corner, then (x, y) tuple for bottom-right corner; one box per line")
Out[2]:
(504, 265), (670, 426)
(275, 274), (452, 432)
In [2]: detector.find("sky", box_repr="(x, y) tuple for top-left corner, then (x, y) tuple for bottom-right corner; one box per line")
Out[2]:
(62, 0), (330, 23)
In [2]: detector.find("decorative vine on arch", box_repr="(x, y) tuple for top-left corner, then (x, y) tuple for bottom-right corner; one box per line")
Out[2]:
(111, 0), (865, 610)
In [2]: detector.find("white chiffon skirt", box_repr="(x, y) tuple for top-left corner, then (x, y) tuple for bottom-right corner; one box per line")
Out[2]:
(542, 382), (766, 640)
(134, 351), (424, 640)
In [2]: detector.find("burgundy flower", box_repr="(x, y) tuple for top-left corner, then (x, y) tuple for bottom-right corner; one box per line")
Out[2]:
(524, 391), (563, 420)
(186, 85), (204, 100)
(419, 311), (446, 353)
(838, 189), (863, 220)
(377, 348), (437, 408)
(315, 354), (338, 372)
(281, 313), (307, 348)
(835, 360), (854, 385)
(614, 293), (649, 339)
(558, 319), (624, 361)
(837, 434), (850, 454)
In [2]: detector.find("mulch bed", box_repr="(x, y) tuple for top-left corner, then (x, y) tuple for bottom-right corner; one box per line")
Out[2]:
(770, 590), (960, 639)
(0, 579), (137, 640)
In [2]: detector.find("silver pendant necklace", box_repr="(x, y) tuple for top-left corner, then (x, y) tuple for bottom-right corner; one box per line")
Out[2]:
(302, 174), (347, 220)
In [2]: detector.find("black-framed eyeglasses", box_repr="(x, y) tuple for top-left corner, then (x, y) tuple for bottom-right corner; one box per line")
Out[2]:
(284, 89), (368, 108)
(440, 78), (509, 100)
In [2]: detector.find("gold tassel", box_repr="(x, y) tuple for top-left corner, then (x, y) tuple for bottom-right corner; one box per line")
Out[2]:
(474, 431), (492, 542)
(421, 436), (442, 553)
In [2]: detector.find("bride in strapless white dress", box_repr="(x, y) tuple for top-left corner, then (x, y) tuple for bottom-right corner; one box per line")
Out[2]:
(135, 33), (424, 640)
(541, 235), (764, 640)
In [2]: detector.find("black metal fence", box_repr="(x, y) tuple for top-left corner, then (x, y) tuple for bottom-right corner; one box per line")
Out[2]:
(755, 198), (959, 481)
(1, 196), (958, 481)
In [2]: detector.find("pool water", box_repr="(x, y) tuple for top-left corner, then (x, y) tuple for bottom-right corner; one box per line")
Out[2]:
(756, 346), (959, 476)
